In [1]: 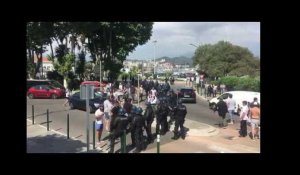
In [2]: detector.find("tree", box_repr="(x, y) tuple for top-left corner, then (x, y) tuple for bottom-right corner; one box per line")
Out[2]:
(76, 51), (86, 81)
(82, 22), (153, 80)
(192, 41), (260, 78)
(27, 22), (54, 78)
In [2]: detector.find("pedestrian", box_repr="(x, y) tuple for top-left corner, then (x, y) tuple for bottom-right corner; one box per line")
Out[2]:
(171, 99), (187, 140)
(215, 97), (228, 128)
(63, 88), (71, 107)
(250, 97), (260, 108)
(108, 106), (122, 153)
(226, 94), (236, 124)
(249, 102), (260, 140)
(103, 95), (115, 132)
(131, 107), (146, 153)
(239, 101), (249, 137)
(95, 104), (104, 145)
(144, 102), (154, 143)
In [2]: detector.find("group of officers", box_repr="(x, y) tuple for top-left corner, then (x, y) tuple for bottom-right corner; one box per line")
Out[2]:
(106, 81), (187, 153)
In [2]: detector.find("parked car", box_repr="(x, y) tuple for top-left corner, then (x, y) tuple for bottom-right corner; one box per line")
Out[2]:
(27, 79), (65, 91)
(68, 91), (107, 113)
(208, 91), (260, 114)
(27, 85), (65, 99)
(177, 87), (197, 103)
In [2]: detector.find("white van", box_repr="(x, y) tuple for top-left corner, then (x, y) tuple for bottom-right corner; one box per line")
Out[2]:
(208, 91), (260, 114)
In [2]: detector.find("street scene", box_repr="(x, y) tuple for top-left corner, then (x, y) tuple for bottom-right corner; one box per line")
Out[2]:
(26, 22), (260, 153)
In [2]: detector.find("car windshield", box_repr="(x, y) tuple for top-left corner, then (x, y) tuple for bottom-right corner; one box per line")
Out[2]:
(181, 89), (193, 93)
(47, 85), (57, 89)
(50, 81), (64, 89)
(95, 91), (106, 98)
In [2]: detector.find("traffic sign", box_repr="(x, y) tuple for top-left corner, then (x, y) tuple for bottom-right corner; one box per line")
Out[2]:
(80, 85), (95, 99)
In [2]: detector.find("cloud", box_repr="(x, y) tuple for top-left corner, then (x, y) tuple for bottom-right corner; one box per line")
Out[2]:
(43, 22), (260, 60)
(128, 22), (260, 59)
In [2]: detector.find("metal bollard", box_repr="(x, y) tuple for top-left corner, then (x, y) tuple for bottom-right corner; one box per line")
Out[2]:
(93, 121), (95, 150)
(32, 105), (34, 124)
(47, 109), (49, 131)
(157, 126), (160, 153)
(67, 113), (69, 139)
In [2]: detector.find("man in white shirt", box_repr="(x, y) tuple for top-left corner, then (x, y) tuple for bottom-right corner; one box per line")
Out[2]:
(239, 101), (249, 137)
(226, 94), (236, 124)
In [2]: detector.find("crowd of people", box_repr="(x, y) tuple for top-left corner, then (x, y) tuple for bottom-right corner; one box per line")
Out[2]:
(214, 96), (260, 140)
(93, 78), (188, 153)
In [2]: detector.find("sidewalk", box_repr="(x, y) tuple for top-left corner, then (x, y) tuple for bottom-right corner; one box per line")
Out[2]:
(142, 118), (260, 153)
(27, 120), (102, 153)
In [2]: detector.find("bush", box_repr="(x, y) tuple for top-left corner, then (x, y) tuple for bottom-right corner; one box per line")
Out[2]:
(46, 70), (64, 85)
(220, 76), (260, 92)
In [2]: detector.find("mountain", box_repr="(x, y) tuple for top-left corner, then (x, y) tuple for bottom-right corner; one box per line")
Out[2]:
(157, 56), (193, 65)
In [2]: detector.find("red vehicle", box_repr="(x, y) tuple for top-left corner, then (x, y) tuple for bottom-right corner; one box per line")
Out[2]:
(27, 85), (65, 99)
(81, 81), (107, 87)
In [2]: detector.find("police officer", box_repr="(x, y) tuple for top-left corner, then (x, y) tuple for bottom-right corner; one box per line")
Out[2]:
(144, 102), (155, 143)
(131, 107), (146, 153)
(160, 97), (170, 135)
(108, 107), (122, 153)
(171, 98), (187, 140)
(167, 89), (178, 127)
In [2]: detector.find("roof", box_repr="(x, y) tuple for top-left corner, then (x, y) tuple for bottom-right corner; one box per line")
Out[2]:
(33, 57), (52, 63)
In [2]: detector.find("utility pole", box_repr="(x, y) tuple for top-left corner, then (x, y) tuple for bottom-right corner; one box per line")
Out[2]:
(153, 40), (157, 76)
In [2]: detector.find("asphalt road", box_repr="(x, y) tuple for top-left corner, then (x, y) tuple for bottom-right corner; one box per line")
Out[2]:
(171, 82), (222, 126)
(26, 81), (227, 152)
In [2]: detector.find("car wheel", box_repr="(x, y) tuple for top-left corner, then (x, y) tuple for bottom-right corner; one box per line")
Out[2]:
(210, 103), (216, 110)
(51, 94), (57, 99)
(89, 105), (94, 113)
(28, 93), (34, 99)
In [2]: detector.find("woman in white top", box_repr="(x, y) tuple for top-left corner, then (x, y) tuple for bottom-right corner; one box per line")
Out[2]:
(103, 95), (114, 131)
(95, 105), (104, 144)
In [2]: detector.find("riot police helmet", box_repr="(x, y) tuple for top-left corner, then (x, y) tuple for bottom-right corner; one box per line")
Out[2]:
(118, 108), (126, 116)
(135, 107), (143, 115)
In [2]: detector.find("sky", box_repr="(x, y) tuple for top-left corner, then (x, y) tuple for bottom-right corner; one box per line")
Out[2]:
(127, 22), (260, 60)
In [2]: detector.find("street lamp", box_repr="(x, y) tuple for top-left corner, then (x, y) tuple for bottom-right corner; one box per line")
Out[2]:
(153, 40), (157, 77)
(189, 43), (203, 96)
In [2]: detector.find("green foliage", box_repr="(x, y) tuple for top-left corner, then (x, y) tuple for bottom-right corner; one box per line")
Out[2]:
(193, 41), (260, 78)
(53, 53), (75, 77)
(220, 76), (260, 92)
(46, 70), (64, 85)
(144, 73), (152, 79)
(66, 72), (80, 90)
(164, 71), (172, 78)
(119, 72), (129, 81)
(76, 51), (86, 81)
(27, 22), (153, 84)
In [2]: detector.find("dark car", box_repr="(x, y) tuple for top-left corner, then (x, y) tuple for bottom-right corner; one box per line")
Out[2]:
(27, 85), (65, 99)
(177, 87), (196, 103)
(68, 91), (107, 113)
